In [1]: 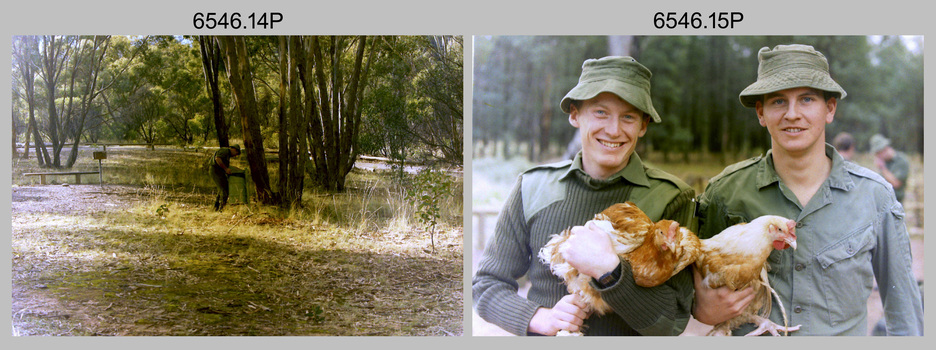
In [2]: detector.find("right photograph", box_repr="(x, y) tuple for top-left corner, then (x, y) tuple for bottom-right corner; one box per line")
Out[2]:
(470, 35), (924, 336)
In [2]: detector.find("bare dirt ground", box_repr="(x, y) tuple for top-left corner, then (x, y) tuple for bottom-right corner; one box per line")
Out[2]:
(12, 184), (463, 336)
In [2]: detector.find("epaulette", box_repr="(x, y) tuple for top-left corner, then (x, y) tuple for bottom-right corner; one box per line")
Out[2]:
(707, 155), (762, 185)
(520, 159), (572, 175)
(520, 159), (573, 223)
(645, 166), (692, 191)
(842, 160), (892, 191)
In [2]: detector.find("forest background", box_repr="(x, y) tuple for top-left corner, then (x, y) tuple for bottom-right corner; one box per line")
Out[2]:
(12, 35), (463, 197)
(473, 35), (922, 165)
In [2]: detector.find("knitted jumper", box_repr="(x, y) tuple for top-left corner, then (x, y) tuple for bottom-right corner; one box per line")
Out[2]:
(473, 153), (696, 336)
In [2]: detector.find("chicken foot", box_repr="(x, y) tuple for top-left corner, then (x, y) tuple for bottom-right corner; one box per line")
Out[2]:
(744, 316), (801, 336)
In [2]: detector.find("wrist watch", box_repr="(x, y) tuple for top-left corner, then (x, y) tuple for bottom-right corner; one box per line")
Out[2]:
(595, 265), (621, 288)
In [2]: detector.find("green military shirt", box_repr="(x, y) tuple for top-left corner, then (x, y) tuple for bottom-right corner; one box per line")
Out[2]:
(885, 151), (910, 203)
(473, 152), (696, 336)
(212, 147), (235, 170)
(697, 144), (923, 335)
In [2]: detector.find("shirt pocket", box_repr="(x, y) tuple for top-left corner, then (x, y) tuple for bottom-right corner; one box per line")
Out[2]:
(815, 224), (875, 325)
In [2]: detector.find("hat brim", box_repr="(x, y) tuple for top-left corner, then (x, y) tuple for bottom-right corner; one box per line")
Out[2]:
(560, 79), (661, 123)
(739, 68), (846, 108)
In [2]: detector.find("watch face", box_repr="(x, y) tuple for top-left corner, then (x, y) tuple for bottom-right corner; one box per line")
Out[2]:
(599, 272), (614, 285)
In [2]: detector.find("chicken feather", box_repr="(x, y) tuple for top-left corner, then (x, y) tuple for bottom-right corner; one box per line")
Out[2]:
(695, 215), (801, 336)
(538, 202), (701, 336)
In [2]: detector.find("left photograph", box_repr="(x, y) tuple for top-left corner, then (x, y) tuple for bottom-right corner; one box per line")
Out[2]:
(11, 35), (464, 336)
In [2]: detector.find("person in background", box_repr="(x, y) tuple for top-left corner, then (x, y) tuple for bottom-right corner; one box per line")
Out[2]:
(832, 131), (855, 161)
(869, 134), (910, 204)
(209, 144), (241, 211)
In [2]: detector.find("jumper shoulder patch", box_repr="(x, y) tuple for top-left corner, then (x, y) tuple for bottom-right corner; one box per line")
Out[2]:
(520, 160), (572, 223)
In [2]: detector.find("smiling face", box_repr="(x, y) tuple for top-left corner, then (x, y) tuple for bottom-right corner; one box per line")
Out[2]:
(755, 87), (837, 158)
(569, 92), (649, 180)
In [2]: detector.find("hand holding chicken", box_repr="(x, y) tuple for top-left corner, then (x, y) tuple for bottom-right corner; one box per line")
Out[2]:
(538, 202), (701, 335)
(694, 215), (801, 336)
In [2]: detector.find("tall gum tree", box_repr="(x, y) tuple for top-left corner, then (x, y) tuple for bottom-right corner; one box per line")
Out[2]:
(308, 36), (375, 191)
(216, 36), (276, 204)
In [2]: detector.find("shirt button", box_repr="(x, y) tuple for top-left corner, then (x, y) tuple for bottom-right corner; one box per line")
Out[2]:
(846, 247), (855, 255)
(794, 306), (803, 313)
(795, 222), (804, 229)
(795, 263), (805, 271)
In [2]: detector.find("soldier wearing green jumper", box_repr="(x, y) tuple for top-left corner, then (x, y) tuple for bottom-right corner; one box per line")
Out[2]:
(473, 56), (696, 336)
(693, 44), (923, 335)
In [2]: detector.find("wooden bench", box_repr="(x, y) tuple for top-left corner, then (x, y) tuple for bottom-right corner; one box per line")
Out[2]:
(23, 171), (101, 185)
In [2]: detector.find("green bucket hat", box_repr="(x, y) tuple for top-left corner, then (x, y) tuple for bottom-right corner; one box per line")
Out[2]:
(560, 56), (661, 123)
(869, 134), (890, 154)
(230, 144), (241, 153)
(739, 44), (847, 108)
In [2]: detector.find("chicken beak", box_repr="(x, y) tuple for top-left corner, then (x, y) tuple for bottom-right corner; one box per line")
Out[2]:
(785, 238), (797, 250)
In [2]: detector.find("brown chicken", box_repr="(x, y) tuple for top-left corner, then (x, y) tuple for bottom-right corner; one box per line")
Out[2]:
(630, 219), (701, 288)
(538, 202), (701, 335)
(695, 215), (800, 336)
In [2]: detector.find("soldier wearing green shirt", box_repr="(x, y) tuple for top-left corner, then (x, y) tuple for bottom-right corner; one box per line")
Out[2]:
(473, 56), (696, 336)
(693, 44), (923, 335)
(870, 134), (910, 204)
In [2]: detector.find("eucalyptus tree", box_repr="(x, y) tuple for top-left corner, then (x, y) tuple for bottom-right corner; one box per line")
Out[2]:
(12, 36), (47, 163)
(306, 35), (376, 191)
(197, 36), (230, 147)
(216, 36), (277, 204)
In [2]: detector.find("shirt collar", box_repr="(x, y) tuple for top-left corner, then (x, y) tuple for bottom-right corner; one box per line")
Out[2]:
(560, 151), (651, 187)
(756, 143), (854, 191)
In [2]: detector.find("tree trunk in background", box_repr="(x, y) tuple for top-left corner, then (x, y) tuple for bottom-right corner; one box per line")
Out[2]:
(13, 36), (39, 162)
(277, 36), (308, 206)
(308, 36), (373, 192)
(607, 36), (633, 57)
(538, 72), (552, 162)
(277, 37), (289, 198)
(65, 36), (110, 168)
(198, 36), (230, 148)
(288, 36), (308, 205)
(21, 123), (32, 159)
(217, 36), (277, 204)
(38, 35), (68, 168)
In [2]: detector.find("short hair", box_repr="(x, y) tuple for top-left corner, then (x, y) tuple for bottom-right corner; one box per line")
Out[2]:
(833, 132), (855, 151)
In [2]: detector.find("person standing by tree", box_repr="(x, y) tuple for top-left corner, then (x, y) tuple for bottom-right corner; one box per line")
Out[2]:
(693, 44), (923, 335)
(473, 56), (696, 336)
(209, 144), (241, 211)
(869, 134), (910, 204)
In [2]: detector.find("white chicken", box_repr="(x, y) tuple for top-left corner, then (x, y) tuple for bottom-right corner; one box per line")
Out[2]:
(695, 215), (800, 336)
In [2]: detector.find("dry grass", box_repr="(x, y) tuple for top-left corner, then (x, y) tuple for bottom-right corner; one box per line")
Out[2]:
(11, 147), (463, 336)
